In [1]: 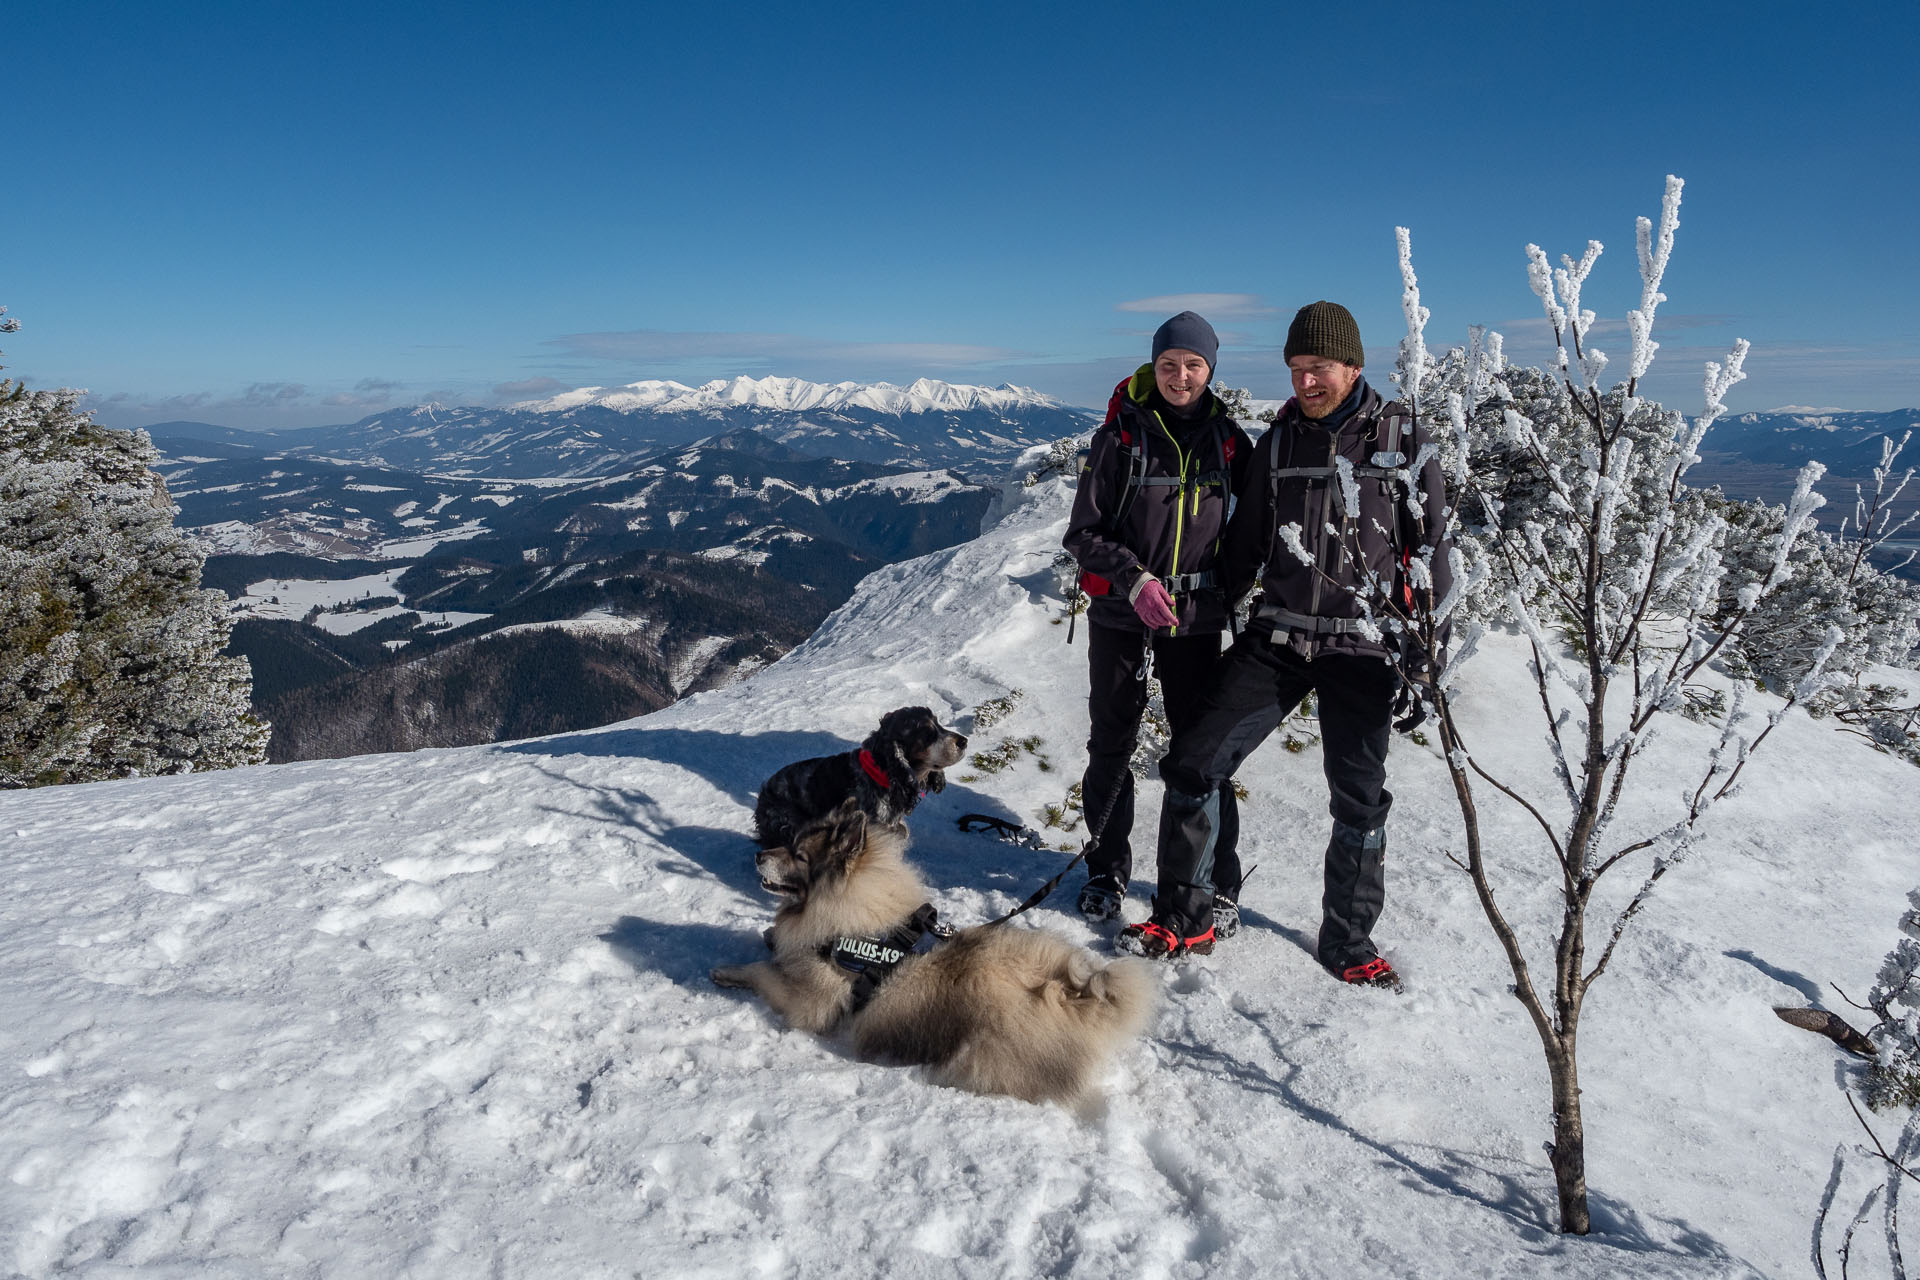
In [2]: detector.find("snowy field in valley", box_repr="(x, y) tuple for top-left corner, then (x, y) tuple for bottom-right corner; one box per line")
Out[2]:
(3, 452), (1911, 1278)
(230, 569), (490, 637)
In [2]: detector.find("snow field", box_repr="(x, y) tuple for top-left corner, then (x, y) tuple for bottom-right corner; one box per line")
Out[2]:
(1, 449), (1910, 1276)
(232, 568), (488, 636)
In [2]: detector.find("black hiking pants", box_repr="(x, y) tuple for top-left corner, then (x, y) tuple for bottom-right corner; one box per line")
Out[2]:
(1153, 631), (1397, 962)
(1079, 621), (1241, 896)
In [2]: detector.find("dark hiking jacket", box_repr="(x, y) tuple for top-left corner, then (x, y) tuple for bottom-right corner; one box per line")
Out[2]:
(1063, 365), (1254, 635)
(1221, 378), (1453, 660)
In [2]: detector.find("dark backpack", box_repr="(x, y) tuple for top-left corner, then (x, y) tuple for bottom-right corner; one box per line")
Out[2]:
(1263, 404), (1421, 609)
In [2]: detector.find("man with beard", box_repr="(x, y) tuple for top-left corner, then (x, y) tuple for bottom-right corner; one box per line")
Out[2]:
(1117, 301), (1452, 985)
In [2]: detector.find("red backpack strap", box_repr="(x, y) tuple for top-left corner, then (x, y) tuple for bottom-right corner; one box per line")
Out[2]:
(1102, 374), (1130, 429)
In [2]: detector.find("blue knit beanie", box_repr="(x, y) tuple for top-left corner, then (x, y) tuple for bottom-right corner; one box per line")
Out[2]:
(1151, 311), (1219, 373)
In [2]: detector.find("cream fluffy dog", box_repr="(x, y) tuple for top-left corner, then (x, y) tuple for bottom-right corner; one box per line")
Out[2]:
(713, 800), (1156, 1105)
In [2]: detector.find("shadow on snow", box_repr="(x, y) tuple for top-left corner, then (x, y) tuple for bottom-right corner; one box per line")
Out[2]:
(1160, 1004), (1749, 1267)
(500, 724), (1069, 907)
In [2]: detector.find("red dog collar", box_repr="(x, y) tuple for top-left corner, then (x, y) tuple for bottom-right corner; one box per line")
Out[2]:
(858, 748), (893, 790)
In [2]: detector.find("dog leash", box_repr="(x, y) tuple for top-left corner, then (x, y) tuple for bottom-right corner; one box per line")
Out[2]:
(967, 630), (1159, 929)
(970, 749), (1133, 928)
(977, 846), (1090, 927)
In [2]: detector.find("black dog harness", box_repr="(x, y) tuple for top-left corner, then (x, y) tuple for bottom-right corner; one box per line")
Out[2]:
(823, 903), (952, 1012)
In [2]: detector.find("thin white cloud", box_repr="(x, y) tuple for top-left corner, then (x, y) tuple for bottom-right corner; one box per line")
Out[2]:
(492, 376), (572, 398)
(1114, 293), (1275, 319)
(82, 376), (443, 431)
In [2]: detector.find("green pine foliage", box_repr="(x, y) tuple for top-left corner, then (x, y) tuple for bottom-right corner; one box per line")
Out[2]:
(0, 385), (267, 786)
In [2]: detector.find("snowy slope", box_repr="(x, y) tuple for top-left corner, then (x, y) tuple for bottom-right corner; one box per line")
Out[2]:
(3, 449), (1912, 1278)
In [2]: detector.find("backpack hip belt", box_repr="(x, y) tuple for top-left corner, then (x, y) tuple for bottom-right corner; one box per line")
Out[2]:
(1259, 604), (1373, 637)
(1163, 570), (1218, 593)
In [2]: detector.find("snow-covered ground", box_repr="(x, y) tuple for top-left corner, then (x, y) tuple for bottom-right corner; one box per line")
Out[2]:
(3, 453), (1911, 1277)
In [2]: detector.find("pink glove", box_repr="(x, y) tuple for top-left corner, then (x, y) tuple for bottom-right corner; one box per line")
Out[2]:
(1129, 575), (1178, 629)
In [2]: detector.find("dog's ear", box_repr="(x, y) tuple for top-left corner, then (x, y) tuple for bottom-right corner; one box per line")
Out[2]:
(875, 705), (937, 750)
(925, 768), (946, 794)
(810, 801), (868, 876)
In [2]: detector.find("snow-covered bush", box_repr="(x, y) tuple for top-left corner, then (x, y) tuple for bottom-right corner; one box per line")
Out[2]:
(1811, 891), (1920, 1278)
(0, 385), (267, 786)
(1434, 361), (1920, 701)
(1865, 889), (1920, 1111)
(1211, 383), (1255, 421)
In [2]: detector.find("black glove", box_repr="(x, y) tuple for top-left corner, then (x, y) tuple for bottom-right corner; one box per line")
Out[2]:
(1391, 641), (1440, 735)
(1391, 676), (1427, 734)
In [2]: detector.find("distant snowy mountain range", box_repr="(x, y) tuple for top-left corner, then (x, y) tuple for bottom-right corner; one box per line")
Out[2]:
(135, 387), (1918, 766)
(513, 374), (1067, 417)
(1689, 407), (1920, 572)
(150, 419), (1007, 764)
(149, 375), (1095, 480)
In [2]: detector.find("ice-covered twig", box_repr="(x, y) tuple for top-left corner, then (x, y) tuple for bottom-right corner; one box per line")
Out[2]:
(1763, 461), (1830, 592)
(1276, 522), (1312, 568)
(1332, 456), (1362, 523)
(1525, 244), (1570, 373)
(1626, 176), (1683, 386)
(1395, 227), (1432, 407)
(1554, 241), (1605, 393)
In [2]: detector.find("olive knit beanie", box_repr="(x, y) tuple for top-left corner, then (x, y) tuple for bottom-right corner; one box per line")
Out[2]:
(1151, 311), (1219, 373)
(1284, 301), (1364, 368)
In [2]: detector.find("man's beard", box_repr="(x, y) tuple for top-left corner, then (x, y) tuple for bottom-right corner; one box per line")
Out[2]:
(1299, 388), (1345, 420)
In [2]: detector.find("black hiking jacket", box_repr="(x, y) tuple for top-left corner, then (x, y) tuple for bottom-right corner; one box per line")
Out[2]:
(1221, 378), (1453, 660)
(1063, 364), (1254, 635)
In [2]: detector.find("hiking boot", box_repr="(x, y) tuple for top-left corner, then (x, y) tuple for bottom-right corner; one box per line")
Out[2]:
(1211, 894), (1240, 941)
(1076, 875), (1126, 922)
(1331, 955), (1401, 989)
(1115, 920), (1215, 960)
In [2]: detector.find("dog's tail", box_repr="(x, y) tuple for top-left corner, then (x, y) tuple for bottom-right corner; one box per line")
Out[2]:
(1053, 948), (1158, 1040)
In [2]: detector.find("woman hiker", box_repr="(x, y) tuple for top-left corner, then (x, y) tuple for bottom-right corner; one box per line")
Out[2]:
(1061, 310), (1253, 952)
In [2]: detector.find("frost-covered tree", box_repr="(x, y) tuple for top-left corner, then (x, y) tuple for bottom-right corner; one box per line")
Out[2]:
(1211, 383), (1255, 421)
(0, 383), (267, 786)
(1437, 366), (1920, 697)
(1286, 176), (1867, 1234)
(1810, 891), (1920, 1278)
(1864, 890), (1920, 1111)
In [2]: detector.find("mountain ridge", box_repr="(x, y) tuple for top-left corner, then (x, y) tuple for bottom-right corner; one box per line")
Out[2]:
(138, 376), (1098, 479)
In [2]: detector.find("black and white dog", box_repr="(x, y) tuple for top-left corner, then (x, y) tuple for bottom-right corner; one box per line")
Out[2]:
(753, 706), (969, 850)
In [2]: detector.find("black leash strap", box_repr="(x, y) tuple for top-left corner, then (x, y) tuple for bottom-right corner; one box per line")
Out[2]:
(954, 812), (1088, 927)
(971, 739), (1132, 930)
(980, 845), (1089, 928)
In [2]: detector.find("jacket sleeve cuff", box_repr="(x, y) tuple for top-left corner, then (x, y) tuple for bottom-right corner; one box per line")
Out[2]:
(1126, 570), (1156, 604)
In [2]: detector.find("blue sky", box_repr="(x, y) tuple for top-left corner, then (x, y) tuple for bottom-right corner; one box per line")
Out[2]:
(8, 0), (1918, 428)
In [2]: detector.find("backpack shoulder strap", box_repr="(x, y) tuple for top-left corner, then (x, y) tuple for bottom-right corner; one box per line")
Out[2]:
(1099, 417), (1150, 533)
